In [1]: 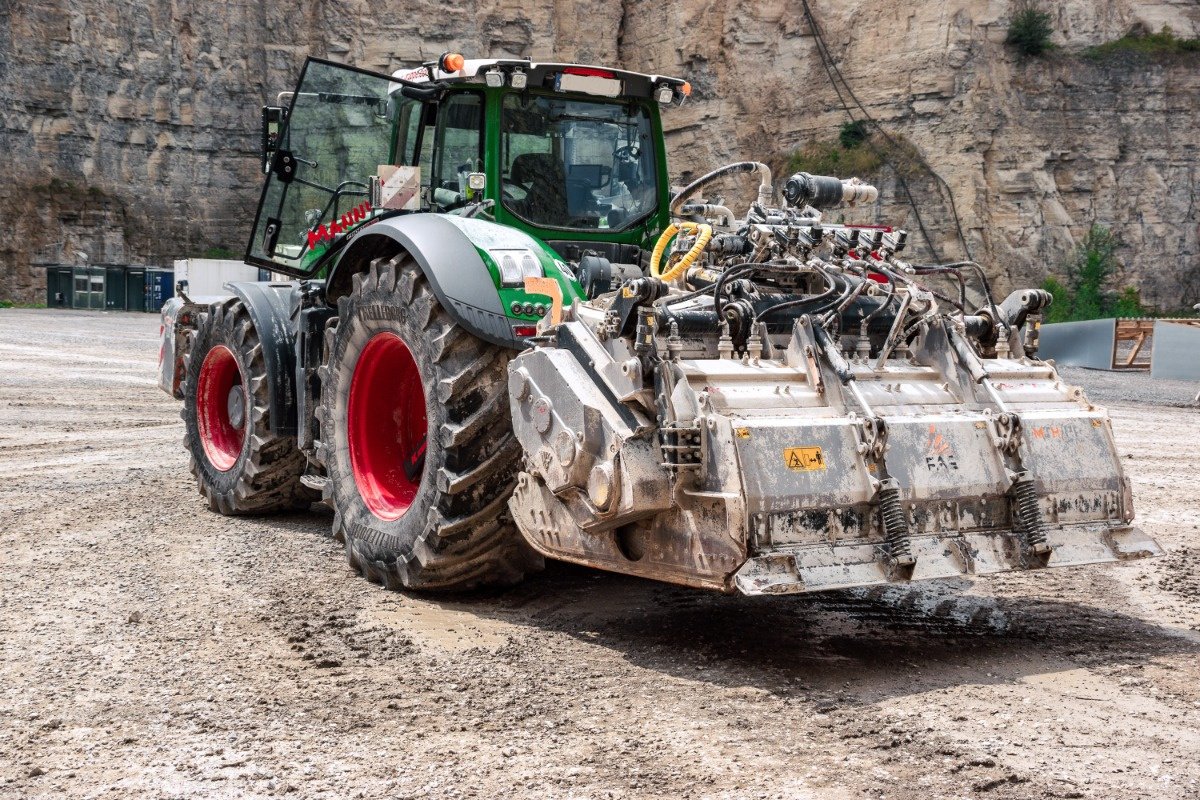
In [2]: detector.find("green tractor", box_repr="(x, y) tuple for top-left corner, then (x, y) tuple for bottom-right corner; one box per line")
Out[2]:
(166, 54), (689, 590)
(161, 54), (1159, 595)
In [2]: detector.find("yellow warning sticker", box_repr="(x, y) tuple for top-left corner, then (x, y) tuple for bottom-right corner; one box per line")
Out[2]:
(783, 446), (826, 472)
(734, 427), (751, 439)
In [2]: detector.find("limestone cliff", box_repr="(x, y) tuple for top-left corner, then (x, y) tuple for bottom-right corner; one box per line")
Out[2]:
(1, 0), (1197, 307)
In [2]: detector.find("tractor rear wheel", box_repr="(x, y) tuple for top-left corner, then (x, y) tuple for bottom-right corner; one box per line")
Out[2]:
(317, 253), (541, 591)
(182, 298), (317, 514)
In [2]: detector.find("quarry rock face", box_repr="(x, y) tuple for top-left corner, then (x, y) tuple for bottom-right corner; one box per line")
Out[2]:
(1, 0), (1196, 306)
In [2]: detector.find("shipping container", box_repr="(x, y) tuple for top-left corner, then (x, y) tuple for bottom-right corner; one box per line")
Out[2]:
(39, 264), (173, 311)
(172, 259), (266, 297)
(145, 270), (174, 312)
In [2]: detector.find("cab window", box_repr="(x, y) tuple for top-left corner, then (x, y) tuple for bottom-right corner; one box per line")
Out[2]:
(394, 97), (424, 167)
(430, 93), (483, 206)
(500, 93), (658, 231)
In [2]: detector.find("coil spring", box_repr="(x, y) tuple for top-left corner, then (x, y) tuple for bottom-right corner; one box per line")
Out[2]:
(1012, 475), (1051, 553)
(879, 481), (914, 565)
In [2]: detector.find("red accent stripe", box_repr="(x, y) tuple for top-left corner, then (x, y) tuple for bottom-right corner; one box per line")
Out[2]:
(563, 67), (615, 79)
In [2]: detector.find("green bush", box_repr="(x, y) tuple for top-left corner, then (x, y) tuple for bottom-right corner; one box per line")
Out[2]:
(1040, 224), (1147, 321)
(784, 128), (933, 186)
(1070, 224), (1118, 320)
(202, 245), (237, 259)
(1006, 1), (1055, 57)
(1040, 276), (1073, 323)
(1085, 26), (1200, 59)
(786, 138), (883, 178)
(1113, 286), (1146, 318)
(838, 120), (870, 150)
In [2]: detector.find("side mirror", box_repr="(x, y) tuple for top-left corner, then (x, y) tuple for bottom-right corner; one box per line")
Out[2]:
(261, 106), (288, 174)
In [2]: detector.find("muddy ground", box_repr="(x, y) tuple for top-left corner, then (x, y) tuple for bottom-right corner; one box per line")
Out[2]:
(1, 308), (1198, 800)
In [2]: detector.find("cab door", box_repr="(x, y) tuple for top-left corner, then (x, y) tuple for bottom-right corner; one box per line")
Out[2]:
(246, 58), (411, 277)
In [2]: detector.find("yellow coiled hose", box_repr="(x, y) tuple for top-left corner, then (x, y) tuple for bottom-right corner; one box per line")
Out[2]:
(650, 222), (713, 283)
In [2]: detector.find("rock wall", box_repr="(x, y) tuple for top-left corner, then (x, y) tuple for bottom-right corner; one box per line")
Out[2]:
(632, 0), (1200, 303)
(1, 0), (1197, 307)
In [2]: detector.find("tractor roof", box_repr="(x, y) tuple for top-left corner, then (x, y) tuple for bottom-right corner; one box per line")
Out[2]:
(391, 56), (691, 104)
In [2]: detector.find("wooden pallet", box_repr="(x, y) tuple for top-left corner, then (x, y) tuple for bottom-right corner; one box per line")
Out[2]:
(1113, 318), (1200, 370)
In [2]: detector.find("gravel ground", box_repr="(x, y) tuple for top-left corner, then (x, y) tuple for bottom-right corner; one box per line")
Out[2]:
(1, 308), (1198, 800)
(1059, 366), (1199, 409)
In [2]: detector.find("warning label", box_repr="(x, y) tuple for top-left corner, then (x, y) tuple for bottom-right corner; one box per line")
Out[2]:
(783, 446), (826, 472)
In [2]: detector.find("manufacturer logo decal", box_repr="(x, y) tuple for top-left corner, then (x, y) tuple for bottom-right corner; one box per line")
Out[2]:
(307, 201), (373, 249)
(783, 446), (825, 472)
(924, 425), (959, 471)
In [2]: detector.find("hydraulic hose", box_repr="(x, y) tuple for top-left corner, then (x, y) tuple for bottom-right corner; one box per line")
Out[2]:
(650, 222), (713, 283)
(872, 262), (963, 312)
(670, 162), (773, 216)
(711, 262), (794, 319)
(911, 260), (1000, 322)
(822, 273), (871, 325)
(752, 271), (841, 323)
(862, 279), (896, 325)
(679, 203), (736, 226)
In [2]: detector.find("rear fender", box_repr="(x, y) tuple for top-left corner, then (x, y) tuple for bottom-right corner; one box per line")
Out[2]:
(158, 298), (186, 397)
(224, 281), (301, 436)
(327, 213), (582, 349)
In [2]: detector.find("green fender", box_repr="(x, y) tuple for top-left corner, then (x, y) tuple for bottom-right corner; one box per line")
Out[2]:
(329, 213), (583, 348)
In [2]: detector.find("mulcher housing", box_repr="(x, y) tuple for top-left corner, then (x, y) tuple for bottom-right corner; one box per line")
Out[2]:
(160, 54), (1162, 595)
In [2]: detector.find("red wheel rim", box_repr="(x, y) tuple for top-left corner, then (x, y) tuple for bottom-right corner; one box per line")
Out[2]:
(197, 344), (246, 472)
(348, 332), (428, 521)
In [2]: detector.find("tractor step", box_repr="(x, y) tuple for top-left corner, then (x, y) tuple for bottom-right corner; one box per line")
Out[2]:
(300, 474), (328, 491)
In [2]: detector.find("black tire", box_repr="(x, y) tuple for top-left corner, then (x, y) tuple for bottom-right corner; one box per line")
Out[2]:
(317, 253), (541, 591)
(182, 298), (317, 515)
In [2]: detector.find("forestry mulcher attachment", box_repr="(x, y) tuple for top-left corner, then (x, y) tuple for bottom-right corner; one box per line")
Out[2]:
(160, 54), (1161, 595)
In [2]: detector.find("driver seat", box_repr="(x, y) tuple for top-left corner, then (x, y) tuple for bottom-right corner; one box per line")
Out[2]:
(510, 153), (567, 224)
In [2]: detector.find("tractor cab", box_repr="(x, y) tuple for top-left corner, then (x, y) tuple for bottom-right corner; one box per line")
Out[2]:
(247, 55), (690, 277)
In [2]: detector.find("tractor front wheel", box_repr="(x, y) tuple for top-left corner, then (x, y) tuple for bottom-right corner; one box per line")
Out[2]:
(318, 253), (540, 591)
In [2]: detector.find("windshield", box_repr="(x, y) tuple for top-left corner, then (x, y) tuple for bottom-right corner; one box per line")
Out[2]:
(500, 94), (658, 231)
